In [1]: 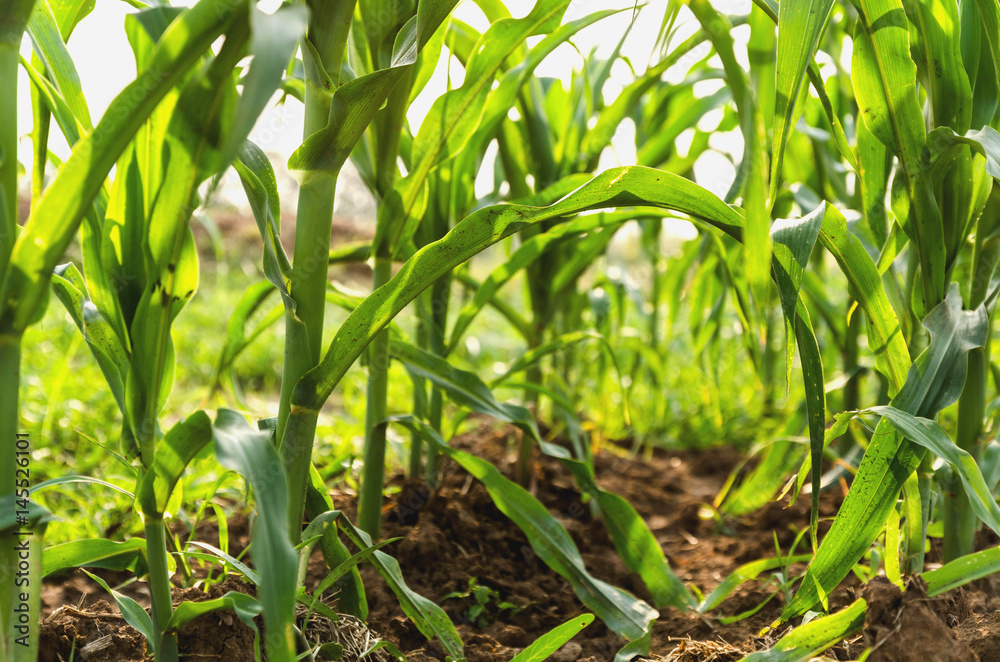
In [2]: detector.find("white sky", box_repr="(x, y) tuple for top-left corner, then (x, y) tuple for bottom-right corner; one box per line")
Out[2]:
(16, 0), (676, 165)
(14, 0), (753, 238)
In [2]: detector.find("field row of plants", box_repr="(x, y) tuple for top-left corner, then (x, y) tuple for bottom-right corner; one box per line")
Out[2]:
(6, 0), (1000, 659)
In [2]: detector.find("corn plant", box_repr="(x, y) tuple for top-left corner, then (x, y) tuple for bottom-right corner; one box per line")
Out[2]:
(209, 2), (848, 653)
(764, 0), (1000, 619)
(7, 2), (771, 660)
(2, 2), (313, 660)
(20, 0), (1000, 658)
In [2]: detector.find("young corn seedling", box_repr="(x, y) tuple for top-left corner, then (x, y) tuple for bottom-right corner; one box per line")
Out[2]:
(378, 2), (638, 487)
(25, 0), (1000, 657)
(5, 2), (309, 660)
(1, 3), (244, 657)
(726, 0), (1000, 622)
(269, 0), (462, 544)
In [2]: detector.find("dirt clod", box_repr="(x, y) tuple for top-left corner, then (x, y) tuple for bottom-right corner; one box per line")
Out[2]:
(39, 599), (146, 662)
(863, 576), (977, 662)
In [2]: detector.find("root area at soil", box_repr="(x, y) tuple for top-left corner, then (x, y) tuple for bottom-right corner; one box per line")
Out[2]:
(38, 421), (1000, 661)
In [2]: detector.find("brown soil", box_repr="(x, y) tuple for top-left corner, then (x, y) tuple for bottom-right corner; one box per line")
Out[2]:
(37, 421), (1000, 661)
(39, 576), (256, 662)
(861, 576), (977, 661)
(336, 422), (852, 661)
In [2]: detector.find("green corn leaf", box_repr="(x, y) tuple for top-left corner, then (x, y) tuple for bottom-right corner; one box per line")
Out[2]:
(212, 409), (297, 662)
(186, 541), (260, 585)
(688, 0), (769, 347)
(42, 538), (146, 577)
(750, 0), (857, 172)
(391, 340), (541, 442)
(784, 286), (988, 620)
(559, 462), (696, 610)
(613, 630), (652, 662)
(124, 6), (185, 70)
(82, 569), (156, 653)
(926, 126), (1000, 180)
(336, 516), (465, 660)
(749, 4), (775, 138)
(29, 475), (133, 500)
(962, 1), (997, 127)
(792, 410), (857, 501)
(297, 510), (387, 621)
(46, 0), (94, 38)
(292, 166), (745, 414)
(865, 405), (1000, 535)
(220, 5), (307, 165)
(50, 263), (129, 414)
(817, 205), (911, 393)
(390, 416), (658, 642)
(329, 241), (372, 266)
(101, 142), (148, 341)
(971, 0), (1000, 102)
(924, 545), (1000, 597)
(407, 15), (446, 106)
(303, 468), (368, 620)
(0, 0), (245, 335)
(164, 592), (262, 633)
(18, 54), (86, 153)
(509, 614), (594, 662)
(233, 142), (294, 308)
(377, 0), (604, 257)
(852, 0), (944, 306)
(698, 554), (813, 614)
(446, 210), (639, 353)
(742, 599), (866, 661)
(892, 286), (988, 416)
(856, 117), (891, 247)
(19, 33), (93, 237)
(771, 204), (824, 388)
(770, 204), (826, 543)
(297, 592), (340, 625)
(794, 301), (825, 547)
(26, 0), (93, 130)
(360, 640), (408, 662)
(309, 535), (399, 604)
(288, 0), (459, 175)
(770, 0), (833, 201)
(851, 0), (924, 163)
(905, 0), (971, 132)
(136, 411), (213, 519)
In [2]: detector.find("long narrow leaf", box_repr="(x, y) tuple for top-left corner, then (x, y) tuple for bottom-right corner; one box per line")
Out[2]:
(0, 0), (244, 334)
(391, 416), (658, 643)
(784, 286), (988, 619)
